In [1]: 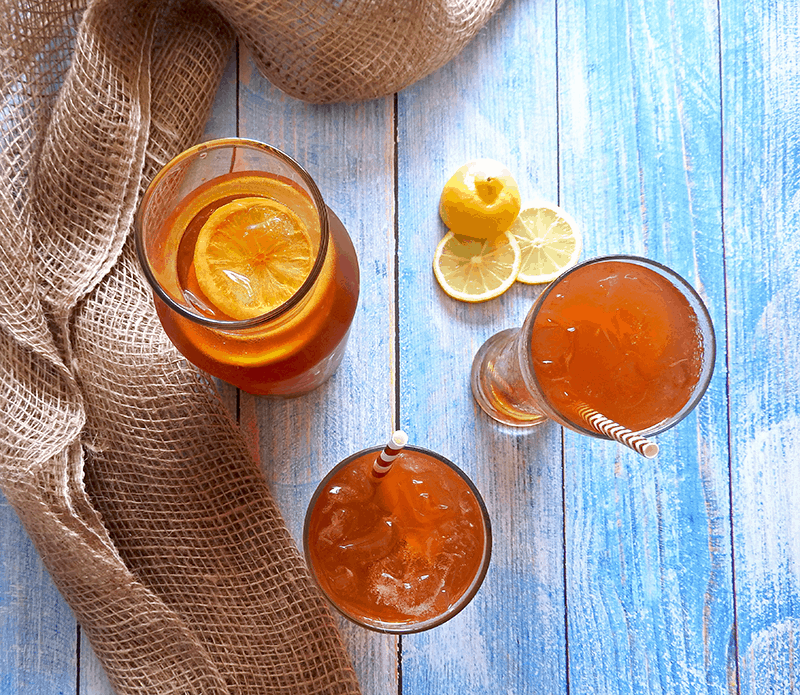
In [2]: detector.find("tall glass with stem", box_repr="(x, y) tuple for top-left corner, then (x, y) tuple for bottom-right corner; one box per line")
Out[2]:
(470, 255), (715, 440)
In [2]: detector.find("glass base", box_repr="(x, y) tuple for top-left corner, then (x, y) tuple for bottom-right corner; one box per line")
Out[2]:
(470, 329), (548, 428)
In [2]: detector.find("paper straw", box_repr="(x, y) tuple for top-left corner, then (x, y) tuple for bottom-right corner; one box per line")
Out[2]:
(372, 430), (408, 478)
(575, 405), (659, 459)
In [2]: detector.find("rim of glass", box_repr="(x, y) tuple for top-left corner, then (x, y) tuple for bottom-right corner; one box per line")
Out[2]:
(519, 254), (717, 438)
(134, 137), (330, 330)
(303, 445), (493, 634)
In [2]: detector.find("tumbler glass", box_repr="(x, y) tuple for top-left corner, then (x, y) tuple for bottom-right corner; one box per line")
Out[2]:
(304, 444), (492, 633)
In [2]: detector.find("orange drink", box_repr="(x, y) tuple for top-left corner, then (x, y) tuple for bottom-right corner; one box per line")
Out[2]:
(471, 256), (715, 436)
(135, 138), (359, 396)
(304, 445), (492, 633)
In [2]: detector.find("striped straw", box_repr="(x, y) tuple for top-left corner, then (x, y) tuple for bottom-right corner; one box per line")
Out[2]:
(372, 430), (408, 478)
(575, 405), (659, 459)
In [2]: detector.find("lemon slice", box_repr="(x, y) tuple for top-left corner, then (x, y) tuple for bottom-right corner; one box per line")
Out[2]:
(433, 231), (521, 302)
(194, 197), (313, 320)
(509, 202), (582, 284)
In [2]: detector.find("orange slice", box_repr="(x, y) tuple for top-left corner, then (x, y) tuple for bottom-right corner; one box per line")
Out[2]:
(193, 197), (313, 320)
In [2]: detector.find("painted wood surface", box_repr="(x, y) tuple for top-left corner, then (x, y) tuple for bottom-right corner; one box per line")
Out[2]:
(559, 1), (734, 694)
(0, 495), (77, 694)
(235, 42), (400, 695)
(722, 0), (800, 690)
(2, 0), (799, 693)
(397, 1), (566, 692)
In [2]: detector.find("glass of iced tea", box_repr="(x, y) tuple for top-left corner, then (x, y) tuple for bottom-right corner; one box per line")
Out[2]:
(303, 441), (492, 633)
(135, 138), (359, 397)
(471, 255), (715, 435)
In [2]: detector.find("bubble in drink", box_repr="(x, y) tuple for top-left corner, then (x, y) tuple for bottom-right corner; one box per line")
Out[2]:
(304, 447), (491, 632)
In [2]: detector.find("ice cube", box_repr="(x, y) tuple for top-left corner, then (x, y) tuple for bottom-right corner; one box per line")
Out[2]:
(329, 565), (357, 596)
(376, 477), (453, 528)
(338, 518), (398, 563)
(368, 545), (445, 618)
(317, 507), (348, 547)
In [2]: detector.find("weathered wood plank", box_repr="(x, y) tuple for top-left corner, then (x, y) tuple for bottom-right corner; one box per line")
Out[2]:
(7, 2), (795, 692)
(203, 45), (242, 420)
(558, 0), (733, 692)
(236, 46), (399, 695)
(397, 1), (567, 692)
(0, 493), (78, 695)
(721, 0), (800, 690)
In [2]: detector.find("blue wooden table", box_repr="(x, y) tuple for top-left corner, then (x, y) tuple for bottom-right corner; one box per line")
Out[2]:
(3, 0), (799, 692)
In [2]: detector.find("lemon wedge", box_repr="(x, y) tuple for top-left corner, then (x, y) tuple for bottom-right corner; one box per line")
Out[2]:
(433, 231), (521, 302)
(508, 202), (582, 284)
(193, 197), (313, 320)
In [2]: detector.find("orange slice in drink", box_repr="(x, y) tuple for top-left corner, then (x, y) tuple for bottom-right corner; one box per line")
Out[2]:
(193, 196), (313, 320)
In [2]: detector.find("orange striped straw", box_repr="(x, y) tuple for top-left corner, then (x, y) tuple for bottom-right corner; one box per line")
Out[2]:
(575, 405), (659, 459)
(372, 430), (408, 478)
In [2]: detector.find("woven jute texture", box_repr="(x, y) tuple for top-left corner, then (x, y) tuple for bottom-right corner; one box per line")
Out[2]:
(0, 0), (501, 693)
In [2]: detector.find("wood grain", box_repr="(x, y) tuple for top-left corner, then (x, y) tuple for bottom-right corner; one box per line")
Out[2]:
(5, 1), (800, 693)
(397, 0), (567, 692)
(722, 0), (800, 690)
(0, 493), (78, 694)
(559, 0), (733, 692)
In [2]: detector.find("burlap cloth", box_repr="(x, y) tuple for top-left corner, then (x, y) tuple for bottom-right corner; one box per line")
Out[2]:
(0, 0), (503, 692)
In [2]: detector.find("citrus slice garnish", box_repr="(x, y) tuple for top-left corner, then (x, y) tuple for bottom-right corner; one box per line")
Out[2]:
(509, 202), (582, 284)
(193, 196), (313, 320)
(433, 231), (521, 302)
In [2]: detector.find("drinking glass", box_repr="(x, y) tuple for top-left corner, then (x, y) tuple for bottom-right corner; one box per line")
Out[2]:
(135, 137), (359, 397)
(471, 255), (715, 436)
(303, 445), (492, 633)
